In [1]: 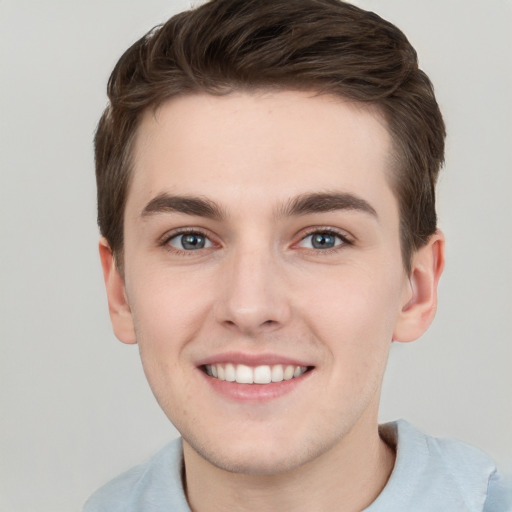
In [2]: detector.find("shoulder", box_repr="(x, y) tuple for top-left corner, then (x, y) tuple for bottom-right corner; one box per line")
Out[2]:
(83, 437), (190, 512)
(369, 420), (511, 512)
(484, 471), (512, 512)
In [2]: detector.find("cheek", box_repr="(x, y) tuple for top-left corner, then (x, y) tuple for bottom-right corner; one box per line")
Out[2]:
(300, 263), (404, 354)
(127, 271), (208, 416)
(305, 272), (401, 410)
(128, 265), (212, 334)
(126, 267), (215, 385)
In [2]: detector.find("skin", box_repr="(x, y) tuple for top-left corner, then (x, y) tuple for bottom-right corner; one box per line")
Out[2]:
(100, 91), (444, 511)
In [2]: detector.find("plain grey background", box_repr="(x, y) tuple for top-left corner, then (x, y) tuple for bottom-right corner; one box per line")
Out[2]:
(1, 1), (511, 510)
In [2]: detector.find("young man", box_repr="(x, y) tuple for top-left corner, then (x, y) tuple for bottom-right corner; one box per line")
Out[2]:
(86, 0), (510, 510)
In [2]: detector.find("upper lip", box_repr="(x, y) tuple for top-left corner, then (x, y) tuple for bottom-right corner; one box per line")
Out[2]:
(196, 352), (314, 368)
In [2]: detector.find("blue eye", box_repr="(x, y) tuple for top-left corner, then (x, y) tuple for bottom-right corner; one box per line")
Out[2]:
(168, 232), (213, 250)
(299, 231), (346, 250)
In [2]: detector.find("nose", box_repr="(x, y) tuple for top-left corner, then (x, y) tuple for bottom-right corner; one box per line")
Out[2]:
(214, 244), (291, 335)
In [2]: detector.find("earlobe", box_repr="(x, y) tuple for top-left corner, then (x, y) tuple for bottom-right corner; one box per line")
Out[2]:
(393, 230), (445, 343)
(99, 238), (137, 344)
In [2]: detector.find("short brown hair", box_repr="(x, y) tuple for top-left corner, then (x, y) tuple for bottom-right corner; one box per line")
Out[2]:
(95, 0), (445, 272)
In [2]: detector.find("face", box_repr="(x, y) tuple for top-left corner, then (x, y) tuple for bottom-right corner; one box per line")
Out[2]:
(107, 91), (423, 474)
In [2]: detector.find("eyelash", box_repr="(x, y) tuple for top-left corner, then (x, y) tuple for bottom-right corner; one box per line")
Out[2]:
(297, 227), (353, 254)
(159, 228), (216, 256)
(159, 227), (353, 255)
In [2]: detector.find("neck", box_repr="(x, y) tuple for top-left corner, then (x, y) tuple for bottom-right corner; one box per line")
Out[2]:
(182, 417), (395, 512)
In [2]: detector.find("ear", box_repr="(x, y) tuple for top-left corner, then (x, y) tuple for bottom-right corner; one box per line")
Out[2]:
(393, 230), (445, 343)
(98, 237), (137, 344)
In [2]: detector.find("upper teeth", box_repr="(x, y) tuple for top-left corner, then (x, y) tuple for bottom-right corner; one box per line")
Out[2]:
(204, 363), (308, 384)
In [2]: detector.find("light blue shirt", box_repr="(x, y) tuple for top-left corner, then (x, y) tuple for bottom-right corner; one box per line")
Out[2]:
(84, 420), (511, 511)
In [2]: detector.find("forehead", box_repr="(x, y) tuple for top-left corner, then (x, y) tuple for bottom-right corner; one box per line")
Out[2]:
(128, 91), (396, 218)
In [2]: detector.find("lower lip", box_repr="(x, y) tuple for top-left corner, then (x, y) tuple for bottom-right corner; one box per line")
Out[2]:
(200, 369), (313, 403)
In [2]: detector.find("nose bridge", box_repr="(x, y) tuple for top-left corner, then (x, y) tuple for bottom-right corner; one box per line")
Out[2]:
(216, 237), (288, 333)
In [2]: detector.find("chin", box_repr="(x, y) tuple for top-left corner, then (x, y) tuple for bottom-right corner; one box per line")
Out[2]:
(182, 426), (337, 476)
(196, 443), (310, 475)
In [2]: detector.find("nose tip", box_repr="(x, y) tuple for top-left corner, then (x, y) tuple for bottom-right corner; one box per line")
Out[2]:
(214, 250), (290, 335)
(222, 310), (281, 334)
(219, 291), (288, 335)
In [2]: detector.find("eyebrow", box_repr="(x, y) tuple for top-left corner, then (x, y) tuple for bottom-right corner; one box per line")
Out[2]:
(140, 191), (377, 221)
(141, 193), (225, 220)
(280, 192), (377, 218)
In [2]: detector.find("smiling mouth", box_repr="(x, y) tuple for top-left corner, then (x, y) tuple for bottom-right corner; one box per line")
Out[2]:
(202, 363), (311, 384)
